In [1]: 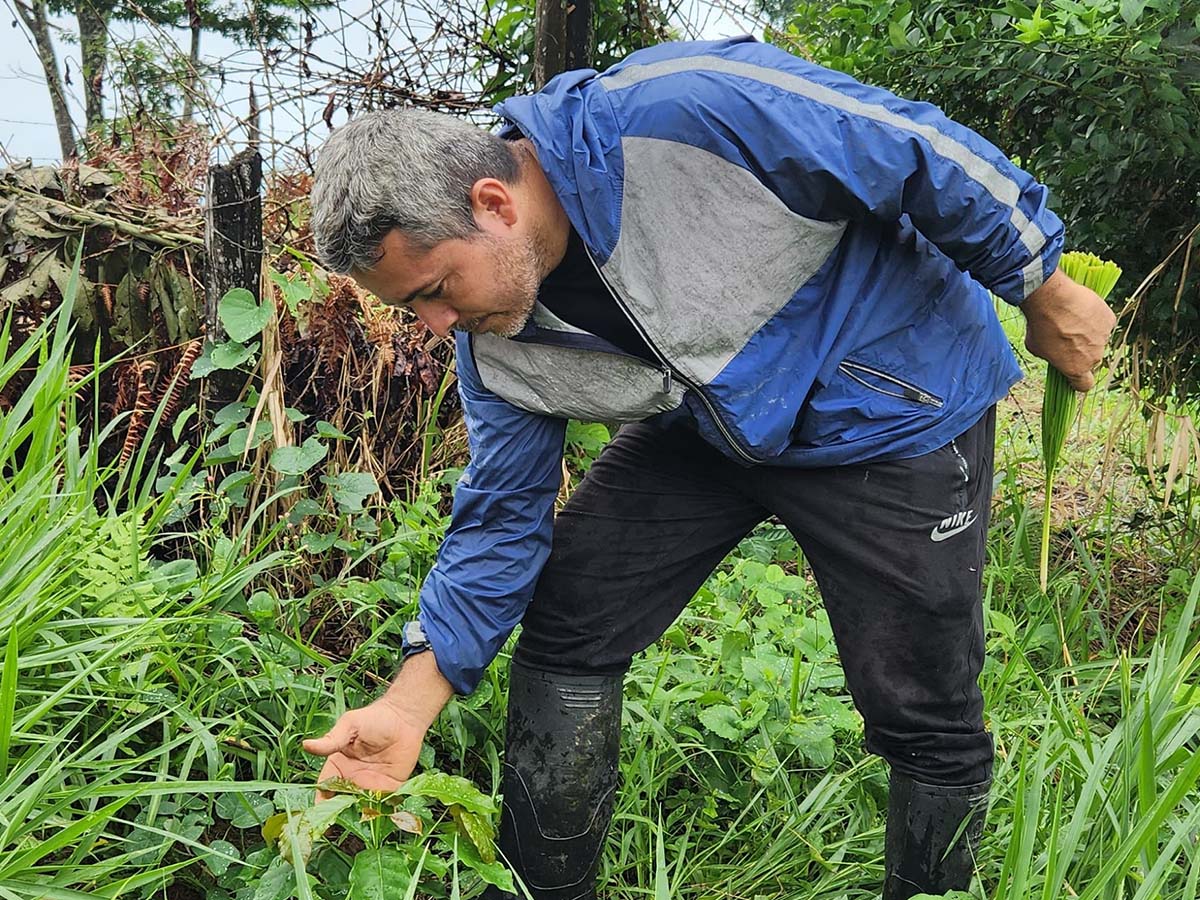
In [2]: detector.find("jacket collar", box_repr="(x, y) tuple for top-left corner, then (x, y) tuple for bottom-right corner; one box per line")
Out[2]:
(494, 70), (625, 266)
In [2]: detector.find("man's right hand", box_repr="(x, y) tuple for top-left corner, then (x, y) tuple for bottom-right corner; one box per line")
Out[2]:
(302, 697), (427, 799)
(302, 650), (455, 800)
(1021, 269), (1117, 391)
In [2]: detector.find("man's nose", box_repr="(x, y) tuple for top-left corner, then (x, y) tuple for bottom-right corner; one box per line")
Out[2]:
(410, 299), (458, 338)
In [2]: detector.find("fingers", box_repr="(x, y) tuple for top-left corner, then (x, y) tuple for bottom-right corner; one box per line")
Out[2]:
(304, 703), (423, 803)
(1067, 370), (1096, 392)
(302, 719), (356, 758)
(312, 752), (407, 801)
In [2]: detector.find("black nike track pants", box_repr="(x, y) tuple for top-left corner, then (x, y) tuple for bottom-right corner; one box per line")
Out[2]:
(513, 407), (997, 786)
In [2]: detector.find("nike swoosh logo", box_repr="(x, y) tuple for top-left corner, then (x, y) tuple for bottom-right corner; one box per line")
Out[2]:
(930, 510), (978, 542)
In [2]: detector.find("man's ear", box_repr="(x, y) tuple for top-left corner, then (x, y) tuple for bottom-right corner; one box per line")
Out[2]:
(470, 178), (519, 231)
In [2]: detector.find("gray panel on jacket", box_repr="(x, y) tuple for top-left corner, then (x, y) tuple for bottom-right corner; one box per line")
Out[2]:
(605, 136), (845, 386)
(473, 333), (685, 421)
(602, 54), (1049, 299)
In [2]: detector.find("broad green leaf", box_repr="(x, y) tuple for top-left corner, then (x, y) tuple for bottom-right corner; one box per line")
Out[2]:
(739, 560), (767, 586)
(227, 420), (274, 455)
(254, 857), (296, 900)
(739, 695), (769, 732)
(199, 839), (240, 877)
(813, 694), (861, 731)
(719, 631), (750, 673)
(348, 847), (413, 900)
(219, 287), (272, 342)
(321, 472), (379, 512)
(289, 498), (324, 519)
(217, 791), (275, 828)
(278, 794), (357, 864)
(191, 342), (218, 379)
(270, 438), (328, 476)
(217, 470), (253, 502)
(449, 804), (496, 864)
(316, 420), (351, 439)
(248, 591), (277, 619)
(301, 532), (338, 553)
(698, 705), (741, 741)
(1119, 0), (1145, 24)
(755, 586), (785, 607)
(791, 720), (836, 768)
(393, 772), (497, 815)
(454, 835), (516, 894)
(262, 811), (288, 844)
(148, 558), (198, 591)
(214, 401), (253, 426)
(270, 270), (315, 314)
(211, 339), (258, 370)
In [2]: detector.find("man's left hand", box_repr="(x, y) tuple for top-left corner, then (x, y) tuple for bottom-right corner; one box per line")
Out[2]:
(1021, 269), (1117, 391)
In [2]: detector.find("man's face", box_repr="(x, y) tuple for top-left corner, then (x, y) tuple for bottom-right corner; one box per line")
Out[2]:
(352, 227), (543, 339)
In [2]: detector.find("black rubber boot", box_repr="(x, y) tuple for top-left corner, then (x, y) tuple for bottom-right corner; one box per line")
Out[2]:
(883, 772), (990, 900)
(482, 661), (623, 900)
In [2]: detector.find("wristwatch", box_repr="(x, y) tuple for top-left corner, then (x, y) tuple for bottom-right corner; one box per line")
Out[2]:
(401, 620), (432, 660)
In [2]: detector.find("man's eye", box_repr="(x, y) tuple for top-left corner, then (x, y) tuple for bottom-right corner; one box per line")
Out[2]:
(426, 283), (444, 299)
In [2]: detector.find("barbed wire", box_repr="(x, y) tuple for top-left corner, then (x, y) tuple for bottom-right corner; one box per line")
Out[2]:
(4, 0), (779, 171)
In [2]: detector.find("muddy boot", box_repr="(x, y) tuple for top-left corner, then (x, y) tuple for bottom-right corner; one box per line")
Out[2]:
(883, 772), (990, 900)
(482, 661), (623, 900)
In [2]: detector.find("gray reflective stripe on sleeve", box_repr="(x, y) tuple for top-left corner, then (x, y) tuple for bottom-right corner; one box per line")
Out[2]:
(1022, 254), (1046, 299)
(473, 333), (686, 421)
(601, 55), (1049, 291)
(402, 620), (427, 644)
(607, 136), (846, 386)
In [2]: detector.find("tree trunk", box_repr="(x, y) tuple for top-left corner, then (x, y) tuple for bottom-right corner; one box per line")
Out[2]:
(534, 0), (594, 89)
(76, 0), (110, 139)
(14, 0), (76, 159)
(182, 0), (202, 121)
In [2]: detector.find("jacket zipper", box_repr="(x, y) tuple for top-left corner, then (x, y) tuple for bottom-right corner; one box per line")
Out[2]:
(838, 360), (944, 408)
(580, 245), (761, 463)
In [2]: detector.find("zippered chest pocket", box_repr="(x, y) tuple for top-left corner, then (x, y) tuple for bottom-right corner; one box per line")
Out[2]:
(837, 360), (944, 408)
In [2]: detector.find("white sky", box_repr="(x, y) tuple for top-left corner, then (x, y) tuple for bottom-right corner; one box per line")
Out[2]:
(0, 0), (763, 165)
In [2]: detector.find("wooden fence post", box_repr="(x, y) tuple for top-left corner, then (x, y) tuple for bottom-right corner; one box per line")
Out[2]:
(534, 0), (594, 89)
(204, 149), (263, 403)
(205, 149), (263, 340)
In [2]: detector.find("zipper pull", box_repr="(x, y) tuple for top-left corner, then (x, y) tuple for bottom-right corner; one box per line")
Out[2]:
(661, 368), (673, 394)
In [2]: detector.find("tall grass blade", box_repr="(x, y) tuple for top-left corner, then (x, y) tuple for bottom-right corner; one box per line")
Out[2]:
(0, 629), (15, 780)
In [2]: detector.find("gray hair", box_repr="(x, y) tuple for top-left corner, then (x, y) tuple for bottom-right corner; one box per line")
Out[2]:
(310, 108), (521, 273)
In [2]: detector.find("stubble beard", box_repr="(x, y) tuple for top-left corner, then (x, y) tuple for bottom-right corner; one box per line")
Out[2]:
(460, 231), (546, 338)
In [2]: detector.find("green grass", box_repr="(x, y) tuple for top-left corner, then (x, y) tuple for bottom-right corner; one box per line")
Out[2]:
(3, 284), (1200, 899)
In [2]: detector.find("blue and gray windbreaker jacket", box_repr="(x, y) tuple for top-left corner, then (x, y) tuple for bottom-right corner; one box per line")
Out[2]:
(415, 36), (1065, 694)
